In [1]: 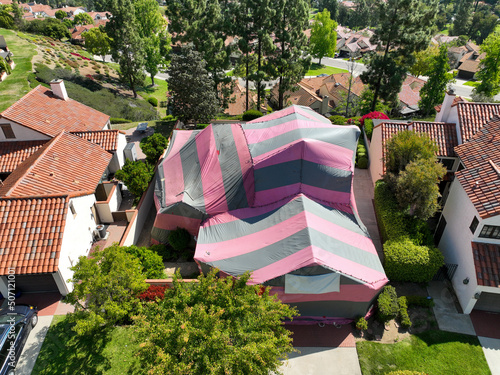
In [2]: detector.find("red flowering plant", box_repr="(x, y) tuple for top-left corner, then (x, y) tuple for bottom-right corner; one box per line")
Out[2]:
(360, 111), (389, 126)
(138, 284), (168, 302)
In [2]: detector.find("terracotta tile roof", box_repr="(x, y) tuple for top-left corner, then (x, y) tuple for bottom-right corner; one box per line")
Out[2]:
(0, 132), (111, 198)
(29, 3), (52, 13)
(455, 116), (500, 219)
(457, 102), (500, 143)
(399, 75), (425, 108)
(271, 82), (326, 108)
(220, 82), (258, 116)
(434, 95), (464, 112)
(0, 196), (68, 275)
(1, 85), (109, 137)
(472, 242), (500, 287)
(71, 24), (95, 40)
(71, 130), (120, 152)
(300, 76), (326, 92)
(0, 140), (48, 174)
(458, 59), (481, 73)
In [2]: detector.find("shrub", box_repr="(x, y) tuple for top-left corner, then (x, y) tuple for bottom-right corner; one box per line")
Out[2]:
(115, 160), (154, 200)
(242, 109), (263, 121)
(347, 116), (362, 126)
(356, 137), (368, 169)
(161, 114), (176, 121)
(138, 284), (168, 301)
(364, 118), (374, 140)
(377, 286), (399, 323)
(168, 227), (191, 251)
(149, 244), (175, 262)
(355, 316), (368, 331)
(398, 296), (412, 328)
(110, 117), (132, 124)
(329, 115), (347, 125)
(140, 133), (168, 165)
(122, 245), (165, 279)
(384, 238), (444, 283)
(357, 156), (368, 169)
(406, 295), (434, 308)
(147, 97), (158, 107)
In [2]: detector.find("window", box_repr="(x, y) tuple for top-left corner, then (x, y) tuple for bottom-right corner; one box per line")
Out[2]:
(434, 216), (447, 245)
(470, 216), (479, 234)
(0, 124), (15, 139)
(69, 201), (77, 217)
(439, 158), (455, 171)
(479, 225), (500, 240)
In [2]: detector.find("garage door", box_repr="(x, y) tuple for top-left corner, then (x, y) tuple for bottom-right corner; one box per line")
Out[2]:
(10, 274), (59, 293)
(474, 292), (500, 313)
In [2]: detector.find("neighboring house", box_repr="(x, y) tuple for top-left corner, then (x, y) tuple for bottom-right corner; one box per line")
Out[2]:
(336, 27), (376, 57)
(435, 115), (500, 314)
(431, 34), (460, 45)
(223, 82), (258, 116)
(398, 75), (426, 115)
(270, 79), (331, 115)
(86, 11), (108, 20)
(0, 131), (114, 297)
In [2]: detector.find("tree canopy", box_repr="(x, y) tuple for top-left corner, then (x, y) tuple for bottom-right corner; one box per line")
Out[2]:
(140, 132), (169, 165)
(473, 31), (500, 99)
(82, 27), (111, 62)
(73, 12), (93, 25)
(309, 9), (337, 66)
(133, 270), (298, 375)
(114, 159), (154, 200)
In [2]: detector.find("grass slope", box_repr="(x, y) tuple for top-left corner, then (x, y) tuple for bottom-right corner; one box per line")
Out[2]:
(0, 28), (37, 111)
(31, 315), (141, 375)
(357, 330), (491, 375)
(137, 78), (169, 117)
(306, 63), (347, 76)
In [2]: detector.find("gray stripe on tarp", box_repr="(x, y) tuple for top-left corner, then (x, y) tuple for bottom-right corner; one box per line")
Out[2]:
(254, 159), (352, 193)
(248, 127), (359, 157)
(212, 124), (249, 210)
(197, 196), (366, 244)
(158, 201), (206, 220)
(179, 130), (205, 212)
(290, 300), (373, 319)
(243, 112), (324, 129)
(207, 226), (384, 277)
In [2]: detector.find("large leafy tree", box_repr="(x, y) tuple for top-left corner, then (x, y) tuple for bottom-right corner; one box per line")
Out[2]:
(106, 0), (145, 98)
(468, 9), (499, 44)
(115, 160), (154, 199)
(66, 245), (148, 335)
(73, 12), (94, 25)
(267, 0), (310, 109)
(409, 44), (439, 78)
(140, 132), (169, 165)
(451, 0), (473, 36)
(309, 9), (337, 66)
(473, 31), (500, 99)
(360, 0), (438, 111)
(82, 27), (111, 62)
(317, 0), (338, 21)
(133, 270), (297, 375)
(418, 45), (455, 116)
(167, 47), (219, 124)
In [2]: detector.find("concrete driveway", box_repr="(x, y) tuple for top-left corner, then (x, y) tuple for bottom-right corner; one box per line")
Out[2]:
(15, 315), (53, 375)
(281, 347), (362, 375)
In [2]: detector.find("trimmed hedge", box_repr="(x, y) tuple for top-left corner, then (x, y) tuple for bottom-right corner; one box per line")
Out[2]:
(398, 296), (412, 328)
(110, 118), (132, 124)
(386, 371), (427, 375)
(122, 245), (165, 279)
(355, 316), (368, 331)
(377, 286), (399, 323)
(147, 97), (158, 107)
(329, 115), (347, 125)
(356, 138), (368, 169)
(168, 227), (191, 251)
(384, 238), (444, 283)
(364, 118), (374, 140)
(242, 109), (263, 121)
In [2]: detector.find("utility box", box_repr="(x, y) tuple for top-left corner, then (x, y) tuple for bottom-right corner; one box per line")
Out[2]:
(124, 143), (137, 162)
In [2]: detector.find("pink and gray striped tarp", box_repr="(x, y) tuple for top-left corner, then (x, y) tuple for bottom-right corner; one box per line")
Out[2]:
(152, 105), (387, 320)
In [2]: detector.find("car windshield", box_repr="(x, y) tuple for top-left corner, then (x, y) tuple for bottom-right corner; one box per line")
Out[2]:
(0, 314), (24, 324)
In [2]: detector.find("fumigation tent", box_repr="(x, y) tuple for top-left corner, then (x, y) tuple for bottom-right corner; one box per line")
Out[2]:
(152, 105), (388, 322)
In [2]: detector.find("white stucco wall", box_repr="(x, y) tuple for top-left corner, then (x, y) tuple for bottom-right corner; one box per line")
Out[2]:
(368, 124), (383, 185)
(58, 194), (97, 295)
(0, 119), (50, 141)
(438, 179), (481, 312)
(115, 133), (127, 169)
(95, 183), (122, 223)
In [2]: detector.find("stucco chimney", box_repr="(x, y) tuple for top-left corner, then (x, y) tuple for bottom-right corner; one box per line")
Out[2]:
(50, 79), (69, 101)
(435, 89), (455, 123)
(321, 95), (330, 115)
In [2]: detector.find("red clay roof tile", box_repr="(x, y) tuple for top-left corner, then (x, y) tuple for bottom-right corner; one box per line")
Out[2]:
(472, 241), (500, 287)
(0, 140), (48, 173)
(71, 130), (119, 152)
(457, 102), (500, 143)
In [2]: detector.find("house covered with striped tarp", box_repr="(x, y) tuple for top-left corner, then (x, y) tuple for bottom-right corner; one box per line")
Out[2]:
(152, 105), (388, 322)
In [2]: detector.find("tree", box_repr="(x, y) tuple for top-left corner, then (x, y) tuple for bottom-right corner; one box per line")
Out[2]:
(394, 158), (446, 220)
(409, 44), (439, 77)
(0, 11), (14, 29)
(451, 0), (473, 36)
(55, 9), (67, 20)
(65, 245), (148, 335)
(43, 18), (71, 40)
(167, 47), (219, 124)
(360, 0), (438, 111)
(106, 0), (145, 98)
(418, 45), (455, 116)
(267, 0), (310, 109)
(82, 27), (111, 62)
(317, 0), (338, 21)
(73, 12), (94, 25)
(115, 160), (154, 199)
(133, 269), (297, 375)
(468, 9), (499, 44)
(140, 133), (169, 165)
(309, 9), (337, 66)
(473, 31), (500, 99)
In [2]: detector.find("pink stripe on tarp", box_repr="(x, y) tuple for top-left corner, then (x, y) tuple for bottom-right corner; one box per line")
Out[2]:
(246, 106), (298, 123)
(195, 211), (308, 262)
(195, 126), (229, 214)
(254, 139), (354, 171)
(249, 245), (387, 285)
(302, 184), (352, 206)
(153, 213), (202, 236)
(163, 151), (186, 207)
(350, 180), (359, 216)
(232, 125), (255, 206)
(254, 184), (351, 207)
(245, 118), (333, 144)
(270, 284), (381, 303)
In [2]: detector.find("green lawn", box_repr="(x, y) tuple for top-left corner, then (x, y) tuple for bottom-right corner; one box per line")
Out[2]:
(31, 315), (141, 375)
(357, 330), (491, 375)
(137, 78), (169, 117)
(306, 63), (348, 76)
(463, 81), (480, 87)
(0, 28), (38, 111)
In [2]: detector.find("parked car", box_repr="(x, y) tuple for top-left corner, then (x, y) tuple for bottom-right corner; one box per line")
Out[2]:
(0, 305), (38, 375)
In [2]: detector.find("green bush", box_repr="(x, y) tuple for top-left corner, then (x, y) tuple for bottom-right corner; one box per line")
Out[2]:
(168, 228), (191, 251)
(329, 115), (347, 125)
(161, 115), (176, 121)
(384, 238), (444, 283)
(242, 109), (263, 121)
(386, 371), (427, 375)
(364, 118), (374, 140)
(356, 137), (369, 169)
(348, 116), (362, 126)
(406, 295), (434, 308)
(398, 296), (412, 328)
(355, 316), (368, 331)
(357, 156), (368, 169)
(377, 286), (399, 323)
(122, 245), (165, 279)
(150, 244), (176, 262)
(110, 118), (132, 124)
(147, 97), (158, 107)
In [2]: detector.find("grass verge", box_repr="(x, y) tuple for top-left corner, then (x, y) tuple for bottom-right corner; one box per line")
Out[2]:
(0, 29), (37, 111)
(463, 81), (479, 87)
(31, 315), (141, 375)
(137, 78), (169, 117)
(306, 63), (348, 76)
(357, 330), (490, 375)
